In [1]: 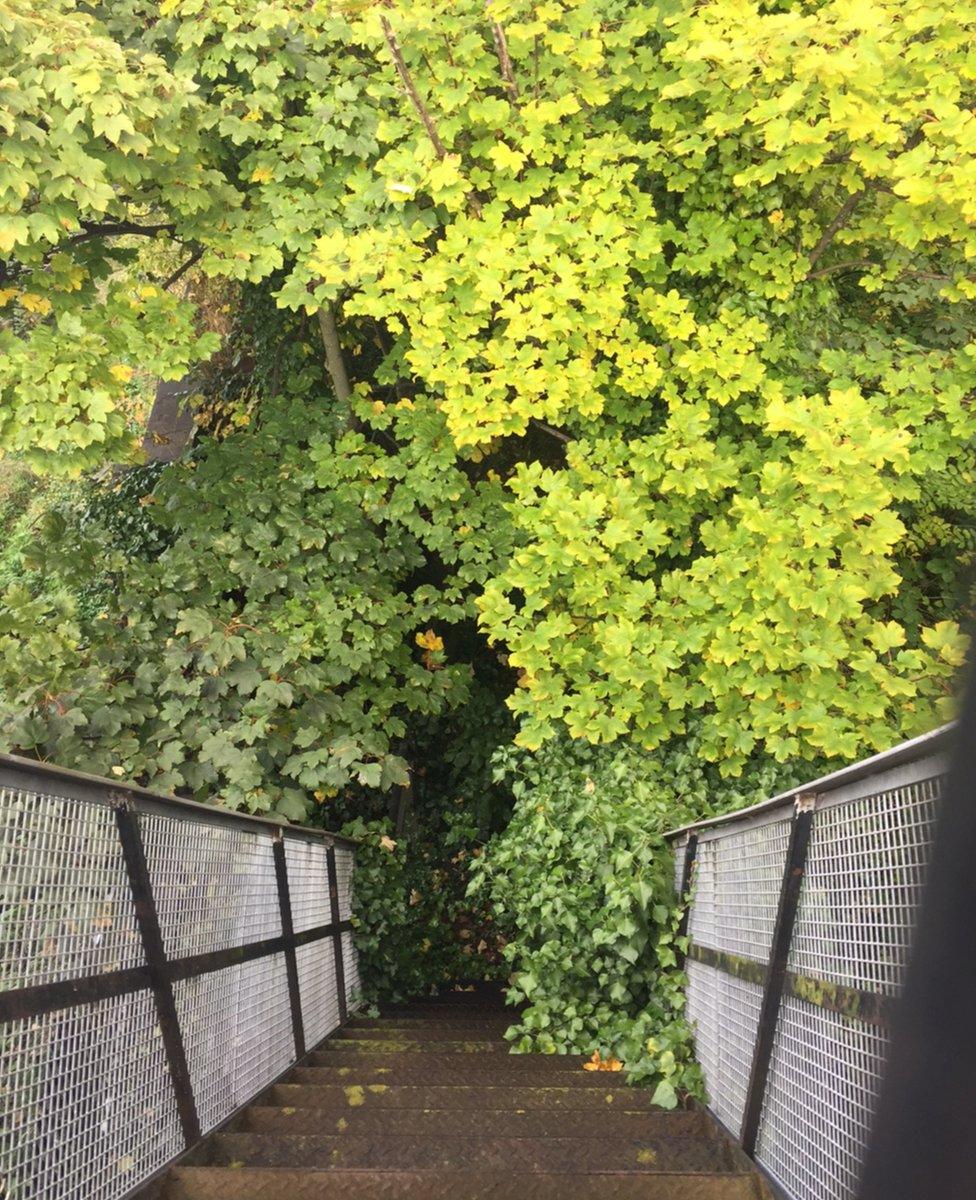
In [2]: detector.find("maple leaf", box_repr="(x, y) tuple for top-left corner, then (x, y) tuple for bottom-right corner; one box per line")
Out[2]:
(415, 629), (444, 652)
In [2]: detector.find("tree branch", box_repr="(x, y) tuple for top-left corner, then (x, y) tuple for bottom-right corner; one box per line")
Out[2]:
(805, 258), (875, 280)
(530, 418), (571, 444)
(486, 5), (519, 103)
(317, 304), (352, 407)
(159, 247), (203, 292)
(806, 189), (866, 270)
(379, 11), (483, 218)
(1, 220), (178, 283)
(380, 15), (449, 159)
(70, 220), (175, 247)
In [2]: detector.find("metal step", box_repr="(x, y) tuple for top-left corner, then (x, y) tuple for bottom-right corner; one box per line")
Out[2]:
(235, 1106), (712, 1140)
(288, 1063), (632, 1087)
(318, 1037), (514, 1053)
(331, 1025), (514, 1041)
(163, 1167), (767, 1199)
(305, 1049), (587, 1072)
(199, 1131), (737, 1173)
(343, 1022), (513, 1032)
(264, 1082), (661, 1112)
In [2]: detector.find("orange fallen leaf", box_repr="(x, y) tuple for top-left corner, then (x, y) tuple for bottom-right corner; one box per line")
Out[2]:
(583, 1051), (624, 1073)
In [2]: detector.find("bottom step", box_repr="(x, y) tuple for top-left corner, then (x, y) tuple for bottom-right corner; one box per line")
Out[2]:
(164, 1167), (767, 1199)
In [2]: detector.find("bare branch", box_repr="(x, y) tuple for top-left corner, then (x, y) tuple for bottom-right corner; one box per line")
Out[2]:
(806, 189), (867, 270)
(159, 247), (203, 292)
(530, 418), (571, 444)
(805, 258), (875, 280)
(379, 15), (449, 159)
(486, 5), (519, 103)
(70, 220), (175, 247)
(379, 10), (483, 218)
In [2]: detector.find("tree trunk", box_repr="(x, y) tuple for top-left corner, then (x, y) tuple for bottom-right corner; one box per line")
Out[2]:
(316, 305), (352, 406)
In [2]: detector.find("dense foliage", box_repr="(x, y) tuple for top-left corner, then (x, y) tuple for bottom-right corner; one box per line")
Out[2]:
(3, 0), (972, 772)
(0, 386), (510, 812)
(329, 674), (515, 1002)
(469, 736), (815, 1101)
(1, 0), (974, 1098)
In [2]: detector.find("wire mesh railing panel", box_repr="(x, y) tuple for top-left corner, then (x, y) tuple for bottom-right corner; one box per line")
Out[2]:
(341, 928), (362, 1010)
(284, 838), (333, 933)
(0, 754), (358, 1200)
(788, 778), (941, 995)
(296, 938), (340, 1047)
(0, 788), (143, 990)
(689, 818), (791, 962)
(0, 989), (183, 1200)
(668, 729), (949, 1200)
(174, 953), (295, 1135)
(757, 996), (888, 1200)
(142, 814), (282, 959)
(333, 845), (355, 921)
(672, 836), (688, 895)
(685, 958), (765, 1134)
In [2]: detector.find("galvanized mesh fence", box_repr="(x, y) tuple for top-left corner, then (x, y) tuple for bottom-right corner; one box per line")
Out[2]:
(0, 755), (360, 1200)
(669, 727), (950, 1200)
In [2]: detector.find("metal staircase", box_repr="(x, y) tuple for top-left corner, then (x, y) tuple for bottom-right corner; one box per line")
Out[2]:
(150, 986), (770, 1199)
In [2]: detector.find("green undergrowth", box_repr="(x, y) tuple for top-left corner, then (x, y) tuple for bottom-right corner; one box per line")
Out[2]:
(468, 735), (814, 1105)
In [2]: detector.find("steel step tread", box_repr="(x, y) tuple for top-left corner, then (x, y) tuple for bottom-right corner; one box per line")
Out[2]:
(198, 1131), (736, 1173)
(265, 1082), (661, 1111)
(163, 1166), (766, 1199)
(289, 1064), (631, 1087)
(379, 1001), (514, 1014)
(306, 1049), (587, 1070)
(332, 1027), (513, 1042)
(345, 1017), (516, 1030)
(236, 1106), (712, 1140)
(154, 987), (768, 1200)
(318, 1037), (514, 1053)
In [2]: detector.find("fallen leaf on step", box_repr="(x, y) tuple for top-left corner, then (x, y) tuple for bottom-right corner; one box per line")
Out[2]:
(583, 1050), (623, 1072)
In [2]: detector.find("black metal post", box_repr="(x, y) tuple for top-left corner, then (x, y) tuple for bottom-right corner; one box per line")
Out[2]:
(675, 833), (699, 970)
(114, 803), (201, 1146)
(739, 796), (816, 1156)
(273, 834), (306, 1058)
(326, 845), (348, 1022)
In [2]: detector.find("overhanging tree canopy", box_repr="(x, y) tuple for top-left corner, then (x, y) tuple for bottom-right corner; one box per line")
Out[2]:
(0, 0), (973, 797)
